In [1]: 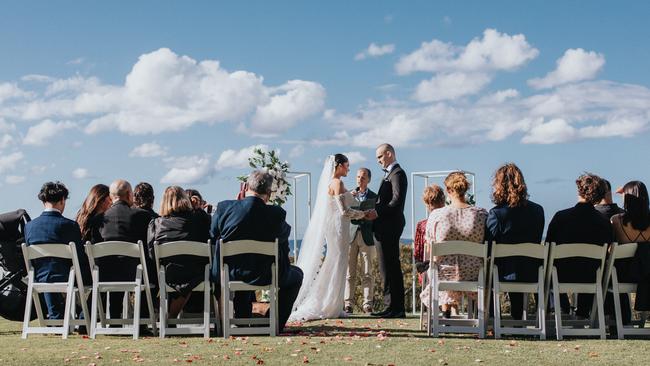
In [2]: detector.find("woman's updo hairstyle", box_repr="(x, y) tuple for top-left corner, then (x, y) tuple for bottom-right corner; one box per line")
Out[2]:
(575, 173), (605, 204)
(444, 171), (470, 197)
(334, 153), (349, 168)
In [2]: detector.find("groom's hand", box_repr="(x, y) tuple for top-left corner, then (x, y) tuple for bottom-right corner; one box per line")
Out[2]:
(365, 209), (378, 220)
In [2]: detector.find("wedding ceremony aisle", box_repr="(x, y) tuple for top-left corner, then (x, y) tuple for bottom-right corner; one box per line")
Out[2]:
(1, 316), (646, 365)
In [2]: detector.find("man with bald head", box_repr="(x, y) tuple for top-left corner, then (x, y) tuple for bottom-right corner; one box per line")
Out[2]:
(90, 179), (152, 321)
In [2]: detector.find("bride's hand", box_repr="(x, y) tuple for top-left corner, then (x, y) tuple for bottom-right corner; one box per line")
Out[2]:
(364, 209), (378, 220)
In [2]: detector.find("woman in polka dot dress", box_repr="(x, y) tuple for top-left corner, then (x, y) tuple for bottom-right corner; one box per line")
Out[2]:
(425, 172), (487, 317)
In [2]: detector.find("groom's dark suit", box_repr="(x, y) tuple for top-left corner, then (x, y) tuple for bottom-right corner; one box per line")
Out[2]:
(373, 163), (407, 315)
(210, 196), (303, 331)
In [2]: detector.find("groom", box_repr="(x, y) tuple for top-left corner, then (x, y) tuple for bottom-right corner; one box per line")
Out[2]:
(368, 143), (407, 318)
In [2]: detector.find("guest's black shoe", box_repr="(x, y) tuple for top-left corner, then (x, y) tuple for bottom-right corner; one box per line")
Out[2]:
(344, 305), (353, 315)
(371, 308), (392, 317)
(383, 310), (406, 319)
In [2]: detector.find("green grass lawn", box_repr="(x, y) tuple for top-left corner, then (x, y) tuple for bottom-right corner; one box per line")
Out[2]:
(2, 316), (649, 365)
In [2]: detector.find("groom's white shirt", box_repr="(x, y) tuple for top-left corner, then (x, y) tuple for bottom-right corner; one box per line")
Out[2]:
(383, 161), (398, 177)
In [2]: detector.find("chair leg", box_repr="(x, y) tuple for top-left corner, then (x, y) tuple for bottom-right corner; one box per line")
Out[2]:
(90, 278), (99, 339)
(133, 286), (142, 340)
(21, 274), (35, 339)
(62, 271), (75, 340)
(478, 272), (485, 339)
(538, 280), (546, 341)
(203, 280), (210, 339)
(552, 269), (563, 341)
(595, 280), (606, 340)
(431, 277), (440, 337)
(493, 278), (502, 339)
(611, 273), (624, 340)
(159, 271), (167, 339)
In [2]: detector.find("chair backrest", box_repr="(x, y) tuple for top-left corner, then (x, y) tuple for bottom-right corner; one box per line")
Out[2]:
(21, 243), (73, 272)
(219, 239), (279, 283)
(153, 240), (212, 271)
(430, 240), (487, 258)
(550, 242), (608, 260)
(612, 242), (638, 260)
(85, 240), (151, 285)
(491, 242), (547, 259)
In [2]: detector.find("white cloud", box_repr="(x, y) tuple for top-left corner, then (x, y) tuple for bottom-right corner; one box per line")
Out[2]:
(0, 83), (32, 103)
(21, 74), (55, 83)
(395, 28), (538, 75)
(250, 81), (325, 135)
(355, 43), (396, 61)
(528, 48), (605, 89)
(129, 142), (168, 158)
(413, 72), (491, 102)
(521, 118), (577, 144)
(30, 165), (49, 174)
(1, 48), (326, 137)
(289, 145), (305, 159)
(215, 144), (269, 170)
(23, 120), (76, 146)
(0, 134), (13, 149)
(0, 152), (24, 174)
(72, 168), (91, 179)
(67, 57), (85, 65)
(161, 155), (213, 184)
(5, 175), (25, 184)
(342, 151), (367, 165)
(319, 79), (650, 147)
(0, 118), (15, 132)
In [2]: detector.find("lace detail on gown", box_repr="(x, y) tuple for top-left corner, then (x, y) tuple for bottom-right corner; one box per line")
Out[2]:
(289, 191), (361, 321)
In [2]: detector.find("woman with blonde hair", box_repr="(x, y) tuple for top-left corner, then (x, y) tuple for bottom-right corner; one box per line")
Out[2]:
(414, 184), (445, 281)
(148, 186), (211, 317)
(425, 172), (487, 317)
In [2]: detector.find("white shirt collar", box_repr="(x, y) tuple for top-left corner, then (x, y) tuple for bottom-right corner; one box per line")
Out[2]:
(384, 161), (398, 175)
(43, 208), (62, 214)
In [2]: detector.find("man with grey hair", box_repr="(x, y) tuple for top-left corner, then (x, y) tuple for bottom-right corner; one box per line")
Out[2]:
(90, 179), (152, 322)
(210, 170), (303, 332)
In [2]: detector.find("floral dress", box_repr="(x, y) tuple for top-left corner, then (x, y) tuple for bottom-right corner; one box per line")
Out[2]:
(425, 205), (488, 305)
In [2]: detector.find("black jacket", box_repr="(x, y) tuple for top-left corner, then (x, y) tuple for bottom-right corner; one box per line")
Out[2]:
(373, 164), (408, 239)
(546, 202), (613, 283)
(485, 200), (545, 282)
(90, 201), (151, 244)
(210, 196), (291, 286)
(350, 188), (378, 246)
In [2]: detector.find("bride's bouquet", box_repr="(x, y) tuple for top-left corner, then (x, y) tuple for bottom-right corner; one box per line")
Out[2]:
(238, 148), (292, 206)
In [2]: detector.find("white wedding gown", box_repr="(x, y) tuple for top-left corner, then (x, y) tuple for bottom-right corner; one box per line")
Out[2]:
(288, 158), (366, 322)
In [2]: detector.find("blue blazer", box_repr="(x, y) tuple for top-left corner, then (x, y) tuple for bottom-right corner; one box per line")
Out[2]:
(210, 196), (292, 286)
(485, 200), (545, 282)
(24, 211), (90, 284)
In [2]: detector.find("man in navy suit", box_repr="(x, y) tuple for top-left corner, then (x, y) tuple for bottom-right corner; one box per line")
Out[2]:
(210, 170), (303, 332)
(25, 181), (89, 320)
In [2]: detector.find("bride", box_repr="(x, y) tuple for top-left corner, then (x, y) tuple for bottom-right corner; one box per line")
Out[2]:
(288, 154), (372, 322)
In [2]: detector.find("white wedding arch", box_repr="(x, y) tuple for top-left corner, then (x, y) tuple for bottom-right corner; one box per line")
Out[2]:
(286, 171), (312, 260)
(409, 170), (476, 314)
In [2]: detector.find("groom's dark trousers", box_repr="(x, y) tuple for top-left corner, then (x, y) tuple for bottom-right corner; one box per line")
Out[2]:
(210, 196), (303, 331)
(373, 164), (408, 314)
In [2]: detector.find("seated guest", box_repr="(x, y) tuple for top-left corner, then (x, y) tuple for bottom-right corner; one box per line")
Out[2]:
(414, 184), (445, 282)
(134, 182), (159, 220)
(76, 184), (111, 243)
(186, 188), (213, 228)
(25, 181), (89, 319)
(610, 181), (650, 319)
(148, 186), (211, 317)
(89, 179), (151, 320)
(425, 172), (487, 318)
(546, 173), (613, 317)
(210, 170), (303, 332)
(595, 179), (625, 220)
(485, 163), (544, 320)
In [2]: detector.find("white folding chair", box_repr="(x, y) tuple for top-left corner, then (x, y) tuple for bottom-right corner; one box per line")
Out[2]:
(220, 239), (279, 337)
(84, 240), (157, 339)
(21, 242), (91, 339)
(154, 240), (219, 338)
(602, 242), (650, 339)
(426, 241), (488, 338)
(546, 242), (608, 340)
(490, 242), (548, 339)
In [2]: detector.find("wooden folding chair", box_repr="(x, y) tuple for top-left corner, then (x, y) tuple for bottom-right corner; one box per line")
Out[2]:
(84, 240), (157, 339)
(154, 240), (219, 338)
(21, 242), (90, 339)
(546, 242), (608, 340)
(490, 242), (548, 339)
(220, 239), (279, 337)
(426, 241), (488, 338)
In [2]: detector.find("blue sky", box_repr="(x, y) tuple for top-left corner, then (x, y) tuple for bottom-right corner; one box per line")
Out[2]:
(1, 1), (649, 237)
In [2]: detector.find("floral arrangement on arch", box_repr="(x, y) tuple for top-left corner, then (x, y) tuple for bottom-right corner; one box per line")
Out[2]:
(238, 148), (292, 206)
